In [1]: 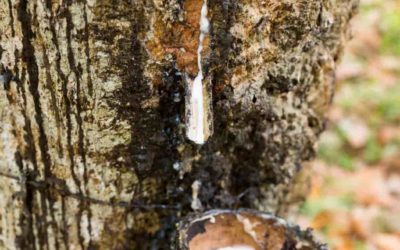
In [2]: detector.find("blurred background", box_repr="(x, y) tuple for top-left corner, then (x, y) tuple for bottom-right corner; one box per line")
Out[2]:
(295, 0), (400, 249)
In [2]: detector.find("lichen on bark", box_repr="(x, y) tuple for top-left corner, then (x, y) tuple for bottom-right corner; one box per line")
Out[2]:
(0, 0), (358, 249)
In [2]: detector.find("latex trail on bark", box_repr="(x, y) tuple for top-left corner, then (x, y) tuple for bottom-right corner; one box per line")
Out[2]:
(185, 0), (213, 145)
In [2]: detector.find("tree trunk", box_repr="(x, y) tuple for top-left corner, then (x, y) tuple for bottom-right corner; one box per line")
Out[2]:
(0, 0), (357, 249)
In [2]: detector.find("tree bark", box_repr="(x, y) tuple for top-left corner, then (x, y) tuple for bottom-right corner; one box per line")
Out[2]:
(0, 0), (357, 249)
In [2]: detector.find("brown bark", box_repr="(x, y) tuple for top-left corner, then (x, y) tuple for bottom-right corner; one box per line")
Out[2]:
(0, 0), (358, 249)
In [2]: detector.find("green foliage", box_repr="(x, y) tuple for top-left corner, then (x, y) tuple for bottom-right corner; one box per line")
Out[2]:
(376, 85), (400, 122)
(363, 136), (383, 163)
(381, 10), (400, 56)
(300, 194), (354, 217)
(319, 144), (355, 170)
(354, 240), (367, 250)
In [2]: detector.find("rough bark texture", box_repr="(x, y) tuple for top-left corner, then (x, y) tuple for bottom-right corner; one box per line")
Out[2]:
(0, 0), (357, 249)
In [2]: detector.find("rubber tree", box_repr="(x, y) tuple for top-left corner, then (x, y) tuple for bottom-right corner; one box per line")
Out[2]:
(0, 0), (358, 249)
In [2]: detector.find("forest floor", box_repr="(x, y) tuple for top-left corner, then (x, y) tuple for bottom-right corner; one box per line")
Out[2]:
(295, 0), (400, 249)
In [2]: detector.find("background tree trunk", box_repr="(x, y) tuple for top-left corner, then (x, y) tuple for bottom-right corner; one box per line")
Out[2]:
(0, 0), (357, 249)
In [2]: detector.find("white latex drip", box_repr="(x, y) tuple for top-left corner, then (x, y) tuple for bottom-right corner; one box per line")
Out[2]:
(187, 0), (210, 144)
